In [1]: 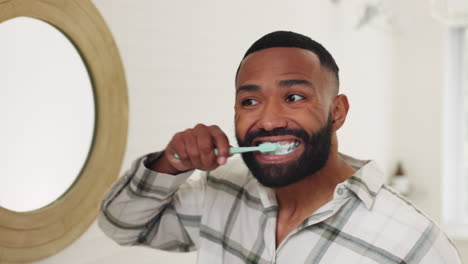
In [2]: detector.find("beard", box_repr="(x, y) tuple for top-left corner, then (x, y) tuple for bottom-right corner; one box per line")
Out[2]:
(236, 115), (333, 188)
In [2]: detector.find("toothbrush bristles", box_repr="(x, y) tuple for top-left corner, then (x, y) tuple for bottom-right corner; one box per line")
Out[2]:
(261, 141), (299, 155)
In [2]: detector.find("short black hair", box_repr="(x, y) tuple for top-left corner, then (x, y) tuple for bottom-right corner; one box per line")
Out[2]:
(236, 31), (340, 89)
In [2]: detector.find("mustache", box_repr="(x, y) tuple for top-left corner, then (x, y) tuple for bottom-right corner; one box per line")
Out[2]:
(239, 128), (311, 147)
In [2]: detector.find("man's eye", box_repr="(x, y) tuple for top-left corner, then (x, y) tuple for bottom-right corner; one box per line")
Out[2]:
(241, 98), (258, 106)
(286, 94), (305, 102)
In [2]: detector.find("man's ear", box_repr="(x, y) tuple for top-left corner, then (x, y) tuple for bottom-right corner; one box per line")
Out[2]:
(331, 94), (349, 132)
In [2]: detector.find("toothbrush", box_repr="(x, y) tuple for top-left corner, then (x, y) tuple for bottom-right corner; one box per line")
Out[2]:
(173, 142), (280, 159)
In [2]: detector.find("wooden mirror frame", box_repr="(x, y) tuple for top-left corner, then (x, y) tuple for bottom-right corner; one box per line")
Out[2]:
(0, 0), (128, 262)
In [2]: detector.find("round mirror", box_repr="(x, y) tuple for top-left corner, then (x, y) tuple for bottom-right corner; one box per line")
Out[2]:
(0, 0), (128, 262)
(0, 17), (95, 212)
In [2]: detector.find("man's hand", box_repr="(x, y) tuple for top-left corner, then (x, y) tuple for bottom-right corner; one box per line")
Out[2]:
(151, 124), (230, 175)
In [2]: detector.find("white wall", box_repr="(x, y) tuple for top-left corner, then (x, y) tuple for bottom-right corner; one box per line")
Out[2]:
(388, 0), (445, 222)
(387, 0), (468, 261)
(35, 0), (467, 263)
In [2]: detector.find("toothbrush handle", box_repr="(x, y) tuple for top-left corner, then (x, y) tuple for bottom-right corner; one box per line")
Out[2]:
(227, 146), (259, 154)
(174, 146), (257, 159)
(173, 148), (224, 159)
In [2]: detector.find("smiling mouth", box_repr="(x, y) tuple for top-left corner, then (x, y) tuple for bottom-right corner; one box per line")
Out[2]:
(257, 140), (301, 155)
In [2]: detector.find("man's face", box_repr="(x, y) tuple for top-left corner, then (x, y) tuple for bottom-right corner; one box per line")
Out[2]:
(234, 47), (337, 187)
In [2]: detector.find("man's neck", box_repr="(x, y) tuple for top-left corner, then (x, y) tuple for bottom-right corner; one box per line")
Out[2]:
(273, 152), (356, 246)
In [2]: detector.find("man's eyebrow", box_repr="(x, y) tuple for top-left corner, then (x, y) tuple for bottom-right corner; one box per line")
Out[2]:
(279, 79), (316, 89)
(236, 84), (260, 94)
(236, 80), (315, 94)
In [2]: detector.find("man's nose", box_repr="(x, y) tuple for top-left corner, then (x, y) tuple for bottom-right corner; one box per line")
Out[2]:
(257, 101), (288, 131)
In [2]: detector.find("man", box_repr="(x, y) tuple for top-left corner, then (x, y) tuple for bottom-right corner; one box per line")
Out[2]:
(98, 31), (461, 263)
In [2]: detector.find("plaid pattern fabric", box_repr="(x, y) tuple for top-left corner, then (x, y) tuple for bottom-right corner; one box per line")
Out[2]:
(98, 153), (461, 263)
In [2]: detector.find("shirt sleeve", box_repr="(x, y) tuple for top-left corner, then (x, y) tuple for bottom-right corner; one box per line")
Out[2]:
(97, 152), (207, 252)
(407, 224), (462, 264)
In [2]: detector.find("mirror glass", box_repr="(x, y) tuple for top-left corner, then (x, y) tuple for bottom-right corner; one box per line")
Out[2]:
(0, 17), (95, 212)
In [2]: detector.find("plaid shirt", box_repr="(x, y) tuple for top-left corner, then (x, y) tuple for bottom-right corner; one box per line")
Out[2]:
(98, 152), (461, 263)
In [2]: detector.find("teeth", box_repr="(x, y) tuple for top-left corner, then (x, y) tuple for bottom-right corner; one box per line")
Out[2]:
(264, 141), (300, 155)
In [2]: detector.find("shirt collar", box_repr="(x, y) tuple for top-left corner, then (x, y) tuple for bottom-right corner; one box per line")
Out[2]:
(250, 153), (385, 210)
(340, 153), (385, 210)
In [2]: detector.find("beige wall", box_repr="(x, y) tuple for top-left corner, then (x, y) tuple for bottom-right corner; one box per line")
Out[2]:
(34, 0), (467, 262)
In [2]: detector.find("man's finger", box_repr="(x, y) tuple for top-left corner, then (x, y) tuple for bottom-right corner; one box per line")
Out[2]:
(195, 126), (217, 169)
(169, 135), (192, 169)
(209, 125), (230, 165)
(183, 129), (203, 169)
